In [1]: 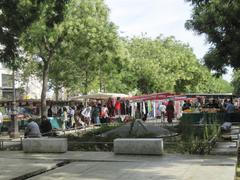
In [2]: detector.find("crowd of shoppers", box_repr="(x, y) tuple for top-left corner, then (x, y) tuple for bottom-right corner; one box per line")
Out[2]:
(44, 97), (129, 130)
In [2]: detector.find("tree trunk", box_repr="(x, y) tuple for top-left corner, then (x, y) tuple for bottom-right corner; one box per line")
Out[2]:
(55, 86), (59, 101)
(84, 70), (88, 95)
(41, 61), (49, 119)
(99, 65), (102, 92)
(103, 79), (106, 92)
(40, 35), (63, 119)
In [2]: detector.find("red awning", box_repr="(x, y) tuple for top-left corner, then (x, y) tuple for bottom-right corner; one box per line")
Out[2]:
(128, 93), (175, 101)
(127, 93), (196, 102)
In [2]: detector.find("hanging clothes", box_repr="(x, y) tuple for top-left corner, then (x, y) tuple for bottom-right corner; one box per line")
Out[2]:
(131, 102), (136, 118)
(175, 101), (182, 119)
(145, 102), (148, 115)
(142, 102), (145, 114)
(126, 100), (131, 115)
(142, 101), (148, 121)
(155, 101), (161, 117)
(153, 101), (156, 117)
(148, 101), (152, 114)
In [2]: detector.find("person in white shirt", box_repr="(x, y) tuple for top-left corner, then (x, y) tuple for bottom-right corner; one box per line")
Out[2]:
(81, 106), (92, 126)
(69, 107), (75, 127)
(61, 107), (68, 130)
(159, 103), (166, 123)
(101, 105), (109, 123)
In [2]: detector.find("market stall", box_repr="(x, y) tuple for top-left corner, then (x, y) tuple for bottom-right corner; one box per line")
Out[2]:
(179, 93), (240, 124)
(0, 99), (83, 132)
(127, 93), (188, 120)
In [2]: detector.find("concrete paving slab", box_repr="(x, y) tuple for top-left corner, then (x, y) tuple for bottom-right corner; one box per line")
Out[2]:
(216, 142), (238, 148)
(0, 151), (236, 180)
(210, 142), (238, 155)
(0, 158), (59, 180)
(0, 151), (237, 180)
(0, 151), (116, 161)
(28, 156), (236, 180)
(0, 151), (237, 162)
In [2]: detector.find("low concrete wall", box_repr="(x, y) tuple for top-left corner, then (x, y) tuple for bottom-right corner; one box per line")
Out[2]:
(114, 138), (163, 155)
(23, 138), (67, 153)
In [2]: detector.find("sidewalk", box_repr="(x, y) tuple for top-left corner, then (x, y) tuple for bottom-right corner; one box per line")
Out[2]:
(0, 151), (236, 180)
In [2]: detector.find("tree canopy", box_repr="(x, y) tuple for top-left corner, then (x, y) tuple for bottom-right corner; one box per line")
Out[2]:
(1, 0), (233, 105)
(0, 0), (46, 69)
(124, 35), (232, 94)
(45, 0), (129, 97)
(185, 0), (240, 74)
(19, 0), (124, 116)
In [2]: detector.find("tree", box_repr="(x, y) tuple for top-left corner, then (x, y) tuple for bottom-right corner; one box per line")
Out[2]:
(21, 0), (123, 117)
(20, 0), (70, 118)
(96, 40), (131, 94)
(125, 36), (172, 93)
(126, 36), (201, 93)
(49, 56), (78, 100)
(185, 0), (240, 74)
(0, 0), (46, 137)
(50, 0), (128, 95)
(0, 0), (43, 68)
(124, 34), (232, 94)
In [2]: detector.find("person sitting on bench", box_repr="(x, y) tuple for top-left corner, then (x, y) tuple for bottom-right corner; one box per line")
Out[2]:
(25, 121), (41, 138)
(40, 116), (52, 136)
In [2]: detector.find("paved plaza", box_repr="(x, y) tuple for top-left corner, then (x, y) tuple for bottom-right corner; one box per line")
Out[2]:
(0, 151), (237, 180)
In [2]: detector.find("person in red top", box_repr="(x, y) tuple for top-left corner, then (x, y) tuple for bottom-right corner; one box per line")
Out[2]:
(115, 97), (121, 115)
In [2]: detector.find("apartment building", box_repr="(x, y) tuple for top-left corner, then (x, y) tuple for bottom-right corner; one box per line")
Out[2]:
(0, 63), (43, 100)
(0, 63), (67, 100)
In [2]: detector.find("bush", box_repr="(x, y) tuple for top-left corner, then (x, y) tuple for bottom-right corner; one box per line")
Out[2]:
(178, 119), (220, 154)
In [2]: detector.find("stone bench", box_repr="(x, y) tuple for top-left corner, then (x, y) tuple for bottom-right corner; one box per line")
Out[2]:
(114, 138), (163, 155)
(22, 138), (67, 153)
(0, 138), (12, 149)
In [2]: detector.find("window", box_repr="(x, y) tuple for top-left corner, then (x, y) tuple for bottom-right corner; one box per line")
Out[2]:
(2, 74), (13, 88)
(2, 91), (13, 100)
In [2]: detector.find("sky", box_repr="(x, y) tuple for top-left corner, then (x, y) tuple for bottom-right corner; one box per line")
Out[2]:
(105, 0), (232, 82)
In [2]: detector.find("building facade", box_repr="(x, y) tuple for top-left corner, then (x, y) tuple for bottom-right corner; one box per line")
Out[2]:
(0, 63), (67, 100)
(0, 63), (42, 100)
(0, 63), (17, 100)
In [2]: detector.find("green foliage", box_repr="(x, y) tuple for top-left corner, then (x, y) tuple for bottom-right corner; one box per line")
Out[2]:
(6, 0), (233, 99)
(18, 0), (125, 115)
(179, 117), (220, 154)
(45, 0), (129, 95)
(232, 70), (240, 95)
(19, 0), (71, 116)
(0, 0), (43, 68)
(21, 1), (69, 59)
(124, 35), (232, 94)
(185, 0), (240, 73)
